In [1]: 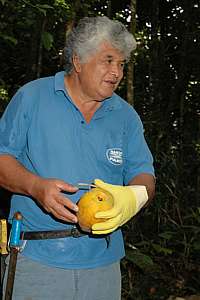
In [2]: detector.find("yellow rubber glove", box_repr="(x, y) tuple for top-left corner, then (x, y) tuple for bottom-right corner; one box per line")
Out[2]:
(92, 179), (148, 234)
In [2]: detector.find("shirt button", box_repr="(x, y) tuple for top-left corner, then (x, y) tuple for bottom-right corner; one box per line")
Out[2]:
(81, 121), (84, 124)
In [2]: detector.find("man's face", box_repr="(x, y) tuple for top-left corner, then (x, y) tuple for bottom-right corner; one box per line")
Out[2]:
(75, 42), (125, 101)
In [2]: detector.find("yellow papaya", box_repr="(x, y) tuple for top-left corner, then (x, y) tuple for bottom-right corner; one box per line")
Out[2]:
(77, 187), (113, 232)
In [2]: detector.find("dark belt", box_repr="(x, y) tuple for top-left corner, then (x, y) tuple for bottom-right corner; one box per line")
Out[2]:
(20, 227), (86, 240)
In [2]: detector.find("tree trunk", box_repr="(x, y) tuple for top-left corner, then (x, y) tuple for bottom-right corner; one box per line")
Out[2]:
(127, 0), (136, 106)
(107, 0), (112, 18)
(36, 17), (47, 78)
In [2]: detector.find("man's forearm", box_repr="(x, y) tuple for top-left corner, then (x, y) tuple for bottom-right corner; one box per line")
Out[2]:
(0, 154), (79, 222)
(0, 154), (40, 196)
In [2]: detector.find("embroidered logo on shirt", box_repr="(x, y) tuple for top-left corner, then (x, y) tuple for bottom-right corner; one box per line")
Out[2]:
(106, 148), (123, 165)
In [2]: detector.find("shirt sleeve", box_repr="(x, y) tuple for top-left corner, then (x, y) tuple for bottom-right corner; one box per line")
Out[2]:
(0, 88), (31, 159)
(123, 109), (155, 185)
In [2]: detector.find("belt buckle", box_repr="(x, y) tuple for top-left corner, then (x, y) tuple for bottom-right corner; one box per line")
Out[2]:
(71, 227), (81, 238)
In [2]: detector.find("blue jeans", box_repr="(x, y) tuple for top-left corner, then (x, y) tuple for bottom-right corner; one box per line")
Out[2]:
(3, 254), (121, 300)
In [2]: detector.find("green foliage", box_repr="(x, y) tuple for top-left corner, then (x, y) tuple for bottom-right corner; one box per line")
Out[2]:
(0, 33), (18, 45)
(125, 248), (154, 271)
(42, 31), (54, 50)
(0, 80), (9, 116)
(0, 87), (8, 102)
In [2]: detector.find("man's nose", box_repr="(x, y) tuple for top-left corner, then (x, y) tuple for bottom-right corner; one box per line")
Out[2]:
(110, 64), (121, 78)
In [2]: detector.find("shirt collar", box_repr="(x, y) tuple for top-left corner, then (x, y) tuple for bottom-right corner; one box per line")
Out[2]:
(54, 71), (122, 112)
(54, 71), (66, 92)
(101, 94), (122, 112)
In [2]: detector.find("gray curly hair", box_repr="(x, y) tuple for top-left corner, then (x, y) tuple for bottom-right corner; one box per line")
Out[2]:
(63, 16), (137, 74)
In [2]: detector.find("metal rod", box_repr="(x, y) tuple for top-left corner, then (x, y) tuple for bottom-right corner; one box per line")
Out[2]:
(4, 248), (18, 300)
(4, 212), (22, 300)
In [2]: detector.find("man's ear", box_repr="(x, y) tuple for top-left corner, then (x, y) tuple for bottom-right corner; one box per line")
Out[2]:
(72, 54), (81, 73)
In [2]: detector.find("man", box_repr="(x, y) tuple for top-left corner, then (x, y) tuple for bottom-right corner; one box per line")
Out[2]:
(0, 16), (155, 299)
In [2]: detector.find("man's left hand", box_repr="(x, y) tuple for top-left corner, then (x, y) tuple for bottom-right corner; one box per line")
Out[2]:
(91, 179), (148, 234)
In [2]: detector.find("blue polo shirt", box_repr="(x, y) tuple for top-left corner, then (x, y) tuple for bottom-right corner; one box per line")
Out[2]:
(0, 71), (154, 269)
